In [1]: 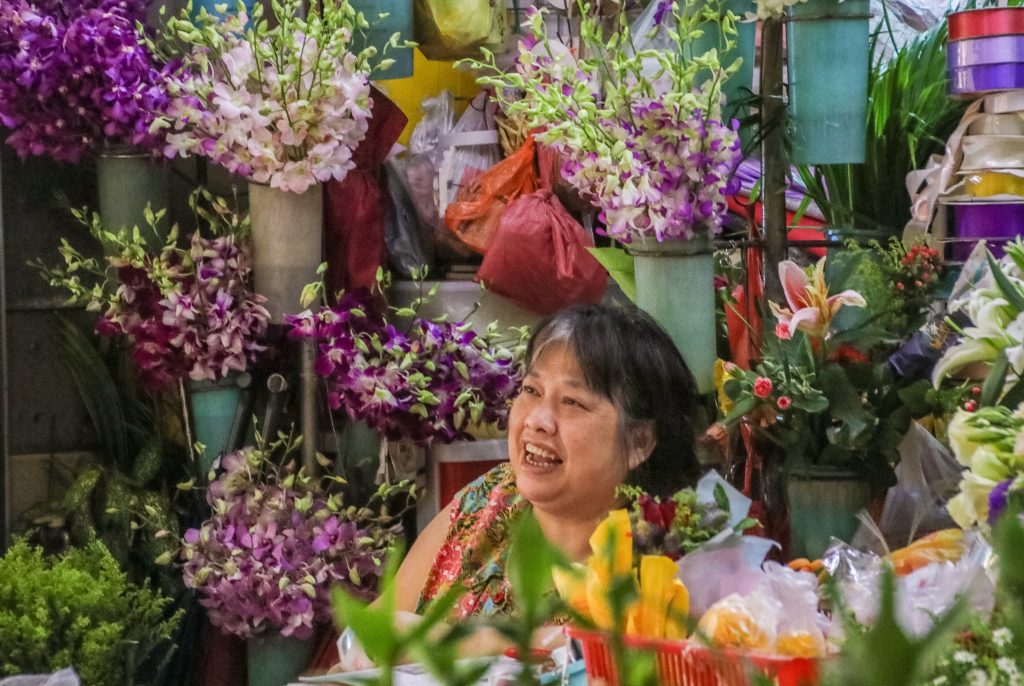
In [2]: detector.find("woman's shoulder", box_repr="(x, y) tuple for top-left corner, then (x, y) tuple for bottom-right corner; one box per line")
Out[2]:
(450, 462), (518, 518)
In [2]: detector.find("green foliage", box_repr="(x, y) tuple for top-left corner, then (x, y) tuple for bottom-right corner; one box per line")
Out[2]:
(796, 19), (967, 236)
(19, 316), (186, 591)
(0, 539), (180, 686)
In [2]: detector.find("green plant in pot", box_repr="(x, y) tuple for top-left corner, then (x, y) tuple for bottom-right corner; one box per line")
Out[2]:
(720, 252), (936, 558)
(0, 538), (180, 685)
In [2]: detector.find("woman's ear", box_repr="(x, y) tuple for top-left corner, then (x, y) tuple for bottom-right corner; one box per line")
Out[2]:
(627, 421), (657, 470)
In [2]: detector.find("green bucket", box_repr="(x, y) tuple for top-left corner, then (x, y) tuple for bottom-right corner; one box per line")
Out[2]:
(189, 377), (242, 477)
(786, 0), (870, 164)
(96, 148), (169, 239)
(246, 632), (315, 686)
(350, 0), (414, 80)
(631, 237), (717, 395)
(787, 467), (872, 558)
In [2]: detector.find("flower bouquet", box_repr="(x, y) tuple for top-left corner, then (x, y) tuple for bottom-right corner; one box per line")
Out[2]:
(933, 239), (1024, 407)
(468, 1), (743, 244)
(178, 437), (410, 639)
(721, 253), (931, 493)
(943, 405), (1024, 537)
(155, 0), (376, 192)
(0, 0), (169, 162)
(38, 191), (269, 391)
(287, 271), (527, 444)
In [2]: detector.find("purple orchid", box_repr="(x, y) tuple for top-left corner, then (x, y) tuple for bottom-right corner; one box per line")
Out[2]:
(0, 0), (169, 162)
(988, 478), (1014, 527)
(286, 290), (525, 445)
(181, 446), (403, 639)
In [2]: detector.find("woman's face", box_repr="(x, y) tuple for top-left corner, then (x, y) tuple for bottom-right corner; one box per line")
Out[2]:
(508, 342), (631, 521)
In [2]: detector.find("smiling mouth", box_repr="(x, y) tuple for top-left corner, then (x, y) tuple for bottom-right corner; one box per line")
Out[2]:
(524, 443), (563, 467)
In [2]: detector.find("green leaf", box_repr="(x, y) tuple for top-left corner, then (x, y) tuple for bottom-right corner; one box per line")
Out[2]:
(819, 364), (873, 441)
(988, 253), (1024, 312)
(506, 511), (563, 618)
(981, 351), (1010, 407)
(587, 247), (636, 302)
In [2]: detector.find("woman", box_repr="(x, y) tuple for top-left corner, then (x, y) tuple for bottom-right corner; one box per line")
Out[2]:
(334, 303), (700, 668)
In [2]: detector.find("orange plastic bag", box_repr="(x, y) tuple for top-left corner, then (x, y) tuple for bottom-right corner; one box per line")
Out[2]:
(444, 136), (537, 254)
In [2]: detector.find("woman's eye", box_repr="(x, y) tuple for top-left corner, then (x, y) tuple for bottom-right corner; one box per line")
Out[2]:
(562, 397), (586, 409)
(521, 384), (539, 396)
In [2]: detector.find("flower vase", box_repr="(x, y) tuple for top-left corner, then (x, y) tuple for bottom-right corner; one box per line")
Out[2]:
(190, 0), (256, 26)
(96, 147), (169, 240)
(248, 182), (323, 323)
(786, 465), (872, 559)
(188, 375), (244, 477)
(246, 631), (315, 686)
(630, 235), (716, 394)
(349, 0), (414, 80)
(786, 0), (870, 164)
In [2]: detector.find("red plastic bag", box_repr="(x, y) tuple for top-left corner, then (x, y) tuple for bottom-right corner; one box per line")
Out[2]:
(476, 189), (606, 316)
(444, 136), (537, 254)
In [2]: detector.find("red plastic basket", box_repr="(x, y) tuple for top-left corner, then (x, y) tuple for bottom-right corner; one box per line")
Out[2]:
(567, 628), (821, 686)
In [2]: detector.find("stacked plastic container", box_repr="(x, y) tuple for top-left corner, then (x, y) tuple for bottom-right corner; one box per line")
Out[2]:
(945, 7), (1024, 258)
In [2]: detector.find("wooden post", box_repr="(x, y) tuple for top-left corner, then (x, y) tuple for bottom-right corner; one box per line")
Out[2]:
(760, 17), (787, 305)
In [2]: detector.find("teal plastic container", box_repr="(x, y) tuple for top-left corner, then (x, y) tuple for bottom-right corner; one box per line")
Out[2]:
(631, 237), (717, 395)
(246, 632), (316, 686)
(349, 0), (414, 80)
(689, 0), (758, 115)
(189, 377), (242, 477)
(787, 467), (872, 559)
(787, 0), (870, 164)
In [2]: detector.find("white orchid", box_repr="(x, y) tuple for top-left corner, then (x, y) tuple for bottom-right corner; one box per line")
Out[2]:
(933, 240), (1024, 389)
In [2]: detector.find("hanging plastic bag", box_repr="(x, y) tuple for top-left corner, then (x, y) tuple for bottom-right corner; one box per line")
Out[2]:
(476, 185), (607, 316)
(445, 136), (538, 254)
(384, 159), (433, 277)
(414, 0), (507, 61)
(397, 91), (474, 261)
(437, 91), (503, 219)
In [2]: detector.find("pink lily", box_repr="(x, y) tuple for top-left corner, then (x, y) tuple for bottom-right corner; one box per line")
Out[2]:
(770, 258), (866, 339)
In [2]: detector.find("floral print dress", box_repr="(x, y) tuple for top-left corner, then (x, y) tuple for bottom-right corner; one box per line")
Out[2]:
(416, 463), (526, 619)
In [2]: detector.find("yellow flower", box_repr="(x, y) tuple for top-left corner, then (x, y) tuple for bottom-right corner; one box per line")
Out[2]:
(629, 555), (690, 640)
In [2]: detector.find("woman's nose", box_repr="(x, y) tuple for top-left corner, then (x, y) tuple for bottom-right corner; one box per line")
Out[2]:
(524, 400), (556, 434)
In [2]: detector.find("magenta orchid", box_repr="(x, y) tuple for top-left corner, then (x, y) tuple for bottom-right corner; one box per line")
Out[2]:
(38, 193), (269, 391)
(0, 0), (170, 162)
(179, 441), (409, 639)
(770, 258), (866, 340)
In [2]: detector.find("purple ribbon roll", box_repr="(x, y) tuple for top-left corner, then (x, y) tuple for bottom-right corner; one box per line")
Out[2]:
(949, 63), (1024, 95)
(949, 35), (1024, 68)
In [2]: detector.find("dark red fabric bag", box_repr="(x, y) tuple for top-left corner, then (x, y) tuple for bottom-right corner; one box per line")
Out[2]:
(324, 87), (408, 294)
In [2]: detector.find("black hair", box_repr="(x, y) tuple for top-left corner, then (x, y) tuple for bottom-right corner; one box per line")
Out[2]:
(524, 303), (701, 497)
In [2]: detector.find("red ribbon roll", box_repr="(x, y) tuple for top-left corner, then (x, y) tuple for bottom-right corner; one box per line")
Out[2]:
(950, 8), (1024, 42)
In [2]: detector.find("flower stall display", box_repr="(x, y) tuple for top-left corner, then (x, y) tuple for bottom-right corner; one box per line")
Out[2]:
(177, 437), (410, 686)
(156, 0), (379, 319)
(720, 249), (942, 558)
(38, 192), (269, 471)
(933, 239), (1024, 406)
(287, 272), (527, 446)
(465, 0), (744, 392)
(0, 0), (173, 232)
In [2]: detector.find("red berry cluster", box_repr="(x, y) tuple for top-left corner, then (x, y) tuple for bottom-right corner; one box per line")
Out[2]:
(895, 244), (942, 294)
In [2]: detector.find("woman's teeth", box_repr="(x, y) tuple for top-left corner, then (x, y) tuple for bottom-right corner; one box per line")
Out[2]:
(525, 443), (561, 466)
